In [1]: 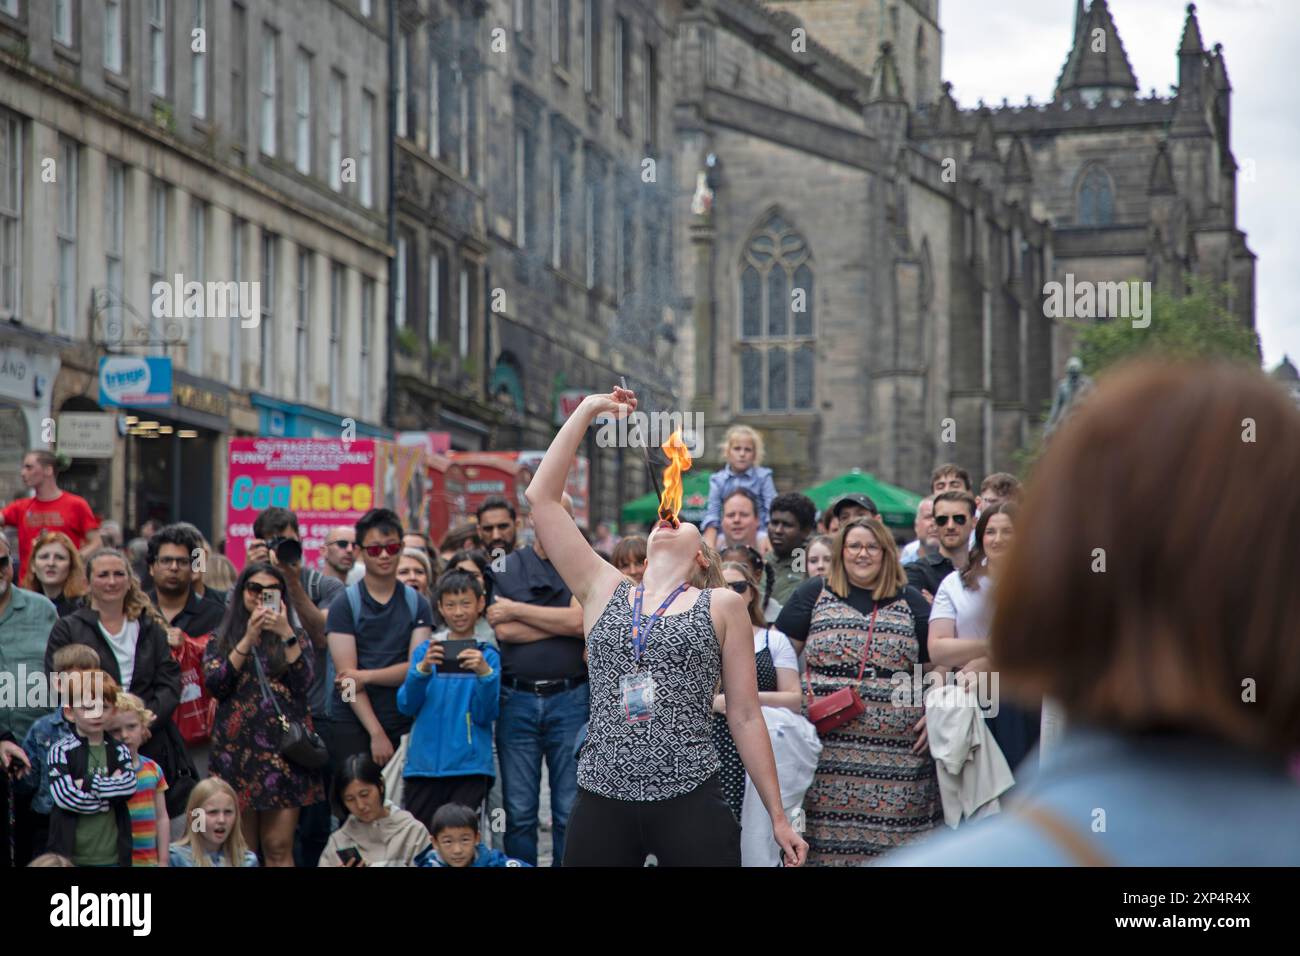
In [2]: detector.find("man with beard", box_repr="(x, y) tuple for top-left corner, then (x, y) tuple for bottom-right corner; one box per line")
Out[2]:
(146, 524), (225, 643)
(0, 534), (58, 865)
(321, 526), (359, 586)
(905, 491), (975, 602)
(485, 494), (585, 866)
(764, 492), (817, 605)
(476, 497), (520, 564)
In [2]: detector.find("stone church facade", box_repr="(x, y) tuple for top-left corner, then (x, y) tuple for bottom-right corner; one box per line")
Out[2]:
(675, 0), (1255, 492)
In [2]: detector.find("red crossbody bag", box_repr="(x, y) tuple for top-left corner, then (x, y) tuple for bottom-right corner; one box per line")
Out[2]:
(804, 607), (878, 736)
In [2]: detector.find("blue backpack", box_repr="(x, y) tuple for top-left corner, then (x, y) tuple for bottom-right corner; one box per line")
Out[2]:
(327, 583), (421, 718)
(344, 581), (419, 628)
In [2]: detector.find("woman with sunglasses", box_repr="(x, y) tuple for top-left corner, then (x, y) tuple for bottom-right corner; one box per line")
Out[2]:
(711, 562), (802, 821)
(524, 387), (807, 867)
(774, 518), (940, 864)
(203, 562), (321, 866)
(720, 545), (781, 625)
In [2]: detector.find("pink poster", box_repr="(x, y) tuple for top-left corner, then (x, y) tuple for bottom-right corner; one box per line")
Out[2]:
(226, 438), (380, 574)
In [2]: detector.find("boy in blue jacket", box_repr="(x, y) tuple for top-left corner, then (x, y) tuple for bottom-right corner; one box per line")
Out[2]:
(397, 570), (500, 834)
(416, 803), (530, 868)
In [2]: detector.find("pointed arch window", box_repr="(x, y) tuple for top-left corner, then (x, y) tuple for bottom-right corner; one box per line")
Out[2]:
(1077, 165), (1115, 226)
(738, 212), (814, 413)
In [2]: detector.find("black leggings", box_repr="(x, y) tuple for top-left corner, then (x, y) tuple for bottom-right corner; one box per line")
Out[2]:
(563, 774), (741, 867)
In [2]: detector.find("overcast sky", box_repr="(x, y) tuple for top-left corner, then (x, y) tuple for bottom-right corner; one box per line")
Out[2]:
(941, 0), (1298, 369)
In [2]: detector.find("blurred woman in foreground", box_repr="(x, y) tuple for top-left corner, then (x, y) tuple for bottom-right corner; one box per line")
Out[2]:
(885, 361), (1300, 866)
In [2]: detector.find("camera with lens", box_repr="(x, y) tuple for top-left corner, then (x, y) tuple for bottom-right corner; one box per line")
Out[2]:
(267, 536), (304, 565)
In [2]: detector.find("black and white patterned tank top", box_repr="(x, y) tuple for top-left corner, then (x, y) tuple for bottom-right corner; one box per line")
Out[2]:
(578, 578), (722, 801)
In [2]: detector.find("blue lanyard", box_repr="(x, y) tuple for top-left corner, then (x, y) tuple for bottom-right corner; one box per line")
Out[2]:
(630, 582), (689, 665)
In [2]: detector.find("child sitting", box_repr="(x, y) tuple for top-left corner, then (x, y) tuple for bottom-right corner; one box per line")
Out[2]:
(169, 777), (259, 867)
(397, 571), (501, 833)
(320, 754), (432, 867)
(111, 692), (170, 867)
(701, 425), (777, 549)
(415, 803), (530, 868)
(46, 670), (137, 866)
(19, 644), (101, 855)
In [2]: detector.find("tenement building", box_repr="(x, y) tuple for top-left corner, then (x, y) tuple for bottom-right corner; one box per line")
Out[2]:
(0, 0), (391, 538)
(675, 0), (1254, 491)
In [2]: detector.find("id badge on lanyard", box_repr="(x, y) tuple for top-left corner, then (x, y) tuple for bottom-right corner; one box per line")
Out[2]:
(623, 581), (688, 724)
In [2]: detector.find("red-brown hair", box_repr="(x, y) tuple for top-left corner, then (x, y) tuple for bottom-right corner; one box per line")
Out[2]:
(20, 530), (88, 599)
(992, 360), (1300, 755)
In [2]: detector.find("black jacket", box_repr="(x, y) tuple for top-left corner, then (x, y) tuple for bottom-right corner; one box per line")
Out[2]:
(905, 551), (957, 598)
(45, 730), (136, 866)
(45, 607), (196, 815)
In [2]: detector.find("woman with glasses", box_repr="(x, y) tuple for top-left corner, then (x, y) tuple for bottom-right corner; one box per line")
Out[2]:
(203, 562), (321, 866)
(774, 518), (941, 864)
(711, 562), (802, 821)
(20, 530), (89, 617)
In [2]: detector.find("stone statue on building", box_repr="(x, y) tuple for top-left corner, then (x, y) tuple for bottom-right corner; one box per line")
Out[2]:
(1045, 356), (1094, 437)
(690, 171), (714, 218)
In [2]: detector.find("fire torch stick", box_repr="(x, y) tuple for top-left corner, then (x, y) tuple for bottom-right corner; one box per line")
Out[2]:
(621, 376), (666, 517)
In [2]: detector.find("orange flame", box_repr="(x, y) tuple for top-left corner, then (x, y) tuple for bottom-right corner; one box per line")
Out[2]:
(657, 430), (693, 527)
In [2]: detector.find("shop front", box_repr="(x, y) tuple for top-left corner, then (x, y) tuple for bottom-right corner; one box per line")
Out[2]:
(250, 393), (391, 440)
(0, 328), (60, 507)
(120, 370), (231, 541)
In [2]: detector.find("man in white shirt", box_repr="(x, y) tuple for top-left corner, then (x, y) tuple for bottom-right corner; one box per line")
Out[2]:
(901, 496), (938, 566)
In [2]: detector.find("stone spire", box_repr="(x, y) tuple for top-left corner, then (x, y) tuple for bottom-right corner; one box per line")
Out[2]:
(966, 108), (1002, 190)
(1174, 3), (1209, 133)
(865, 41), (909, 144)
(871, 40), (905, 103)
(1148, 140), (1176, 194)
(1179, 2), (1205, 55)
(1004, 136), (1032, 183)
(1054, 0), (1139, 101)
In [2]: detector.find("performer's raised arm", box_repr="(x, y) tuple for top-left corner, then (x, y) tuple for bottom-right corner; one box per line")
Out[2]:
(524, 387), (636, 609)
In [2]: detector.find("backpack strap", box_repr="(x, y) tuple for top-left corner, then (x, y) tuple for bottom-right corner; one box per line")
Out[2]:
(305, 568), (323, 606)
(403, 583), (418, 621)
(1015, 804), (1112, 867)
(345, 582), (361, 628)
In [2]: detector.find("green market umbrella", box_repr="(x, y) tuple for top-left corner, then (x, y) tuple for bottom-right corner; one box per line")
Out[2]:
(801, 469), (923, 528)
(620, 471), (712, 527)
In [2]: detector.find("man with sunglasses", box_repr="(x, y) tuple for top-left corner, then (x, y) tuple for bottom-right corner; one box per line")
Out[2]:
(325, 508), (434, 770)
(906, 491), (976, 603)
(321, 526), (360, 585)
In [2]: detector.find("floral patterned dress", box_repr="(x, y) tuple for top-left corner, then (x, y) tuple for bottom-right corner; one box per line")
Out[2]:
(202, 638), (324, 812)
(801, 586), (941, 865)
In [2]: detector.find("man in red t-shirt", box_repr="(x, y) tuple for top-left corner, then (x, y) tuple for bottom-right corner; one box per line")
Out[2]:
(0, 449), (102, 574)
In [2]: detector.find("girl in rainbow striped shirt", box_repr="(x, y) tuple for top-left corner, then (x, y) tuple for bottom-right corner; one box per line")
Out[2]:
(111, 694), (170, 866)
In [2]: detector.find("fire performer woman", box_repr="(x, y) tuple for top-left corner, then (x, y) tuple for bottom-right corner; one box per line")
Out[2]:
(526, 387), (807, 867)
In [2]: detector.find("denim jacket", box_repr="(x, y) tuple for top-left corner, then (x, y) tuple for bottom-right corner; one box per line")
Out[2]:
(19, 711), (74, 814)
(701, 465), (777, 533)
(879, 724), (1300, 866)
